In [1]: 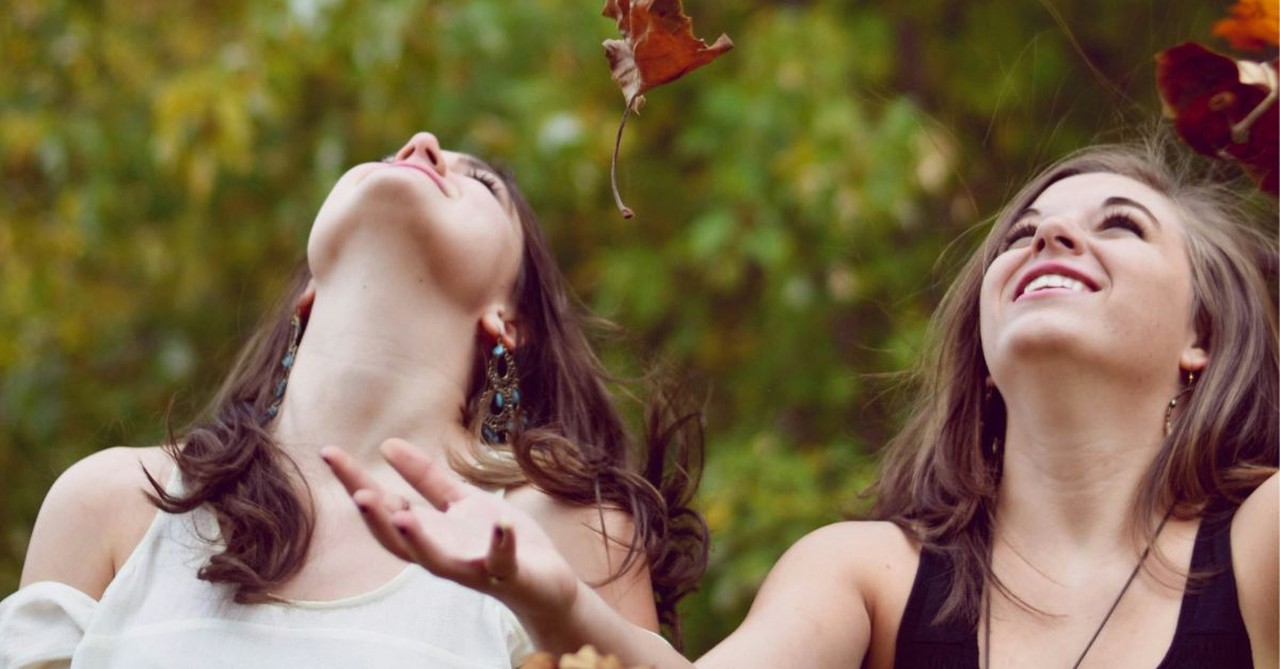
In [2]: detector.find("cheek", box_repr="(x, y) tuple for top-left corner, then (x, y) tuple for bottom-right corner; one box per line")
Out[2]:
(978, 258), (1012, 320)
(977, 256), (1020, 364)
(422, 205), (523, 306)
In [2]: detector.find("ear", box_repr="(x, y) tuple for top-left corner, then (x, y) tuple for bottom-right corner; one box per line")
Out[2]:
(1179, 344), (1208, 373)
(295, 279), (317, 317)
(479, 307), (525, 351)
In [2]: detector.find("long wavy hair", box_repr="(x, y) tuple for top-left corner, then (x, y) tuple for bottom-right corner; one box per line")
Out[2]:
(870, 138), (1279, 627)
(146, 164), (708, 645)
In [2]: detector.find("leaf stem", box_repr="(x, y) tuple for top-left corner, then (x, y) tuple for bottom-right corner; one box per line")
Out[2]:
(610, 100), (636, 219)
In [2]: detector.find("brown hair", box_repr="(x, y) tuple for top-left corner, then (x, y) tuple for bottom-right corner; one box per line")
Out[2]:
(147, 165), (708, 645)
(869, 137), (1279, 627)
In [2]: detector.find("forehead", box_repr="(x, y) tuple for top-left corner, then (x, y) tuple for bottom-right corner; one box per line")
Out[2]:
(1029, 172), (1183, 227)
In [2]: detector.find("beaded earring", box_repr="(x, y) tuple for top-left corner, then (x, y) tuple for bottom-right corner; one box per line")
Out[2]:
(263, 312), (302, 424)
(481, 342), (524, 445)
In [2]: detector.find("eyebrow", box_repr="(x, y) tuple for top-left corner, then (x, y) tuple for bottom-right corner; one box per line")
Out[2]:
(455, 154), (495, 178)
(1014, 196), (1162, 229)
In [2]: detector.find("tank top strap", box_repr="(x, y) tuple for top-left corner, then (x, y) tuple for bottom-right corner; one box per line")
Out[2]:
(894, 548), (979, 669)
(1156, 501), (1253, 668)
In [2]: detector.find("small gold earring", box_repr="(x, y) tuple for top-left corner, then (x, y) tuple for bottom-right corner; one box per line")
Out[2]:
(1164, 370), (1197, 437)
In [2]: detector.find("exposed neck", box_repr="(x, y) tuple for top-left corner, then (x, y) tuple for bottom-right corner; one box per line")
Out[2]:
(269, 272), (482, 475)
(994, 358), (1174, 554)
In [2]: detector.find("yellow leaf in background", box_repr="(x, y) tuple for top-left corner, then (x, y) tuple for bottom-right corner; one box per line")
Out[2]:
(518, 652), (557, 669)
(1212, 0), (1279, 51)
(518, 645), (650, 669)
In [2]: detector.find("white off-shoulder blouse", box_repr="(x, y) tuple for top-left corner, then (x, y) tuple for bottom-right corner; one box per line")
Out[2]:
(0, 477), (533, 669)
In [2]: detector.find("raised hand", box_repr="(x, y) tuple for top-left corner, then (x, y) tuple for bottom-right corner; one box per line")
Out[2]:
(320, 438), (579, 618)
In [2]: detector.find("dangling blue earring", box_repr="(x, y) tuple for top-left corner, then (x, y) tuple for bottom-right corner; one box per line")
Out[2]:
(481, 342), (524, 444)
(263, 312), (302, 424)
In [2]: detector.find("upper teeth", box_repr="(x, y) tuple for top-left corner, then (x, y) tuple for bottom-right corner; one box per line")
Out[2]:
(1024, 273), (1086, 294)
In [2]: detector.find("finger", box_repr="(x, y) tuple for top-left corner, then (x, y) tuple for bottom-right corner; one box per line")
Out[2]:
(380, 438), (470, 510)
(352, 488), (414, 563)
(320, 446), (383, 497)
(484, 520), (517, 584)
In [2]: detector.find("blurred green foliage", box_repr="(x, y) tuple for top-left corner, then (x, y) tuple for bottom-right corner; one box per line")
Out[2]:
(0, 0), (1224, 656)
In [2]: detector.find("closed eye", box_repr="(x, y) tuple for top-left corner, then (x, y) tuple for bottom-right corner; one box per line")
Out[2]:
(999, 221), (1036, 253)
(467, 168), (502, 197)
(1099, 208), (1145, 238)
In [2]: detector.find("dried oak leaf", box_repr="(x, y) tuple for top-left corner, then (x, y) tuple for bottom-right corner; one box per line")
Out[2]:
(1212, 0), (1279, 52)
(1156, 41), (1278, 194)
(601, 0), (733, 218)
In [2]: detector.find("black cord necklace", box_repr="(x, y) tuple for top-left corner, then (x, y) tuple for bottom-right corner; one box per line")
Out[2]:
(982, 510), (1174, 669)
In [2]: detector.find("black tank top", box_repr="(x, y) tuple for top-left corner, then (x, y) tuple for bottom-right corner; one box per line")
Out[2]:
(893, 507), (1254, 668)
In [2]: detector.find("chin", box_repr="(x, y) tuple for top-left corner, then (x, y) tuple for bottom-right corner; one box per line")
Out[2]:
(990, 315), (1096, 363)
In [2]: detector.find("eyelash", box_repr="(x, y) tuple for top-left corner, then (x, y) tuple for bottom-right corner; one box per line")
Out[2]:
(1099, 209), (1145, 238)
(999, 222), (1036, 252)
(467, 169), (501, 196)
(998, 209), (1146, 253)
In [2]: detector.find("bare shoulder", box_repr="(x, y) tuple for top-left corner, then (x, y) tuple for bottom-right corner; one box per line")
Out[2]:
(699, 520), (919, 669)
(504, 485), (658, 629)
(790, 519), (917, 564)
(1233, 471), (1279, 567)
(772, 520), (919, 628)
(504, 486), (636, 575)
(1232, 472), (1278, 668)
(20, 446), (174, 598)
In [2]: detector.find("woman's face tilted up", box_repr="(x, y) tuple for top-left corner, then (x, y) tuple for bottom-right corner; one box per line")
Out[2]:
(307, 132), (525, 314)
(979, 172), (1208, 392)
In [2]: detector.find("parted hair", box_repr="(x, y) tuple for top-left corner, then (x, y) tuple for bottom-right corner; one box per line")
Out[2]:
(146, 165), (708, 646)
(870, 137), (1279, 627)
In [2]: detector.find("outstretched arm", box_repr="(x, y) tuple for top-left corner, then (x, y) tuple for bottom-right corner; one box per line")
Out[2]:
(1234, 472), (1278, 669)
(321, 439), (688, 665)
(322, 439), (876, 669)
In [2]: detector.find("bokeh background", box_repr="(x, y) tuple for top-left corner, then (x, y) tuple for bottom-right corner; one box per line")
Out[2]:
(0, 0), (1245, 655)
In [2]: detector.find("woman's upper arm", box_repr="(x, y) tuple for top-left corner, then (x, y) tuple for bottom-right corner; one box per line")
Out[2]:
(1233, 472), (1278, 668)
(696, 523), (875, 669)
(19, 446), (169, 599)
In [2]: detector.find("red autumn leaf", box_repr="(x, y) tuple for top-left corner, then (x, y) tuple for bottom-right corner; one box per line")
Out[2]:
(1212, 0), (1280, 52)
(1156, 41), (1278, 195)
(601, 0), (733, 218)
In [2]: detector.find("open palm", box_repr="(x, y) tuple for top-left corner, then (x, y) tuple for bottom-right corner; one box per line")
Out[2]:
(322, 438), (579, 618)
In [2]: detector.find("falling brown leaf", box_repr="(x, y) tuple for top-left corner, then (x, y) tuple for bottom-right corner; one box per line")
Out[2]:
(601, 0), (734, 218)
(602, 0), (734, 111)
(1156, 41), (1278, 195)
(1212, 0), (1280, 52)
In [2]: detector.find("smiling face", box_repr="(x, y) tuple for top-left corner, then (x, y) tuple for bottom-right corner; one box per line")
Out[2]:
(308, 132), (524, 314)
(979, 172), (1207, 389)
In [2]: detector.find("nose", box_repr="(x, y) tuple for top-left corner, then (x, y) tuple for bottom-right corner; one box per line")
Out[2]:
(395, 132), (447, 175)
(1031, 217), (1082, 255)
